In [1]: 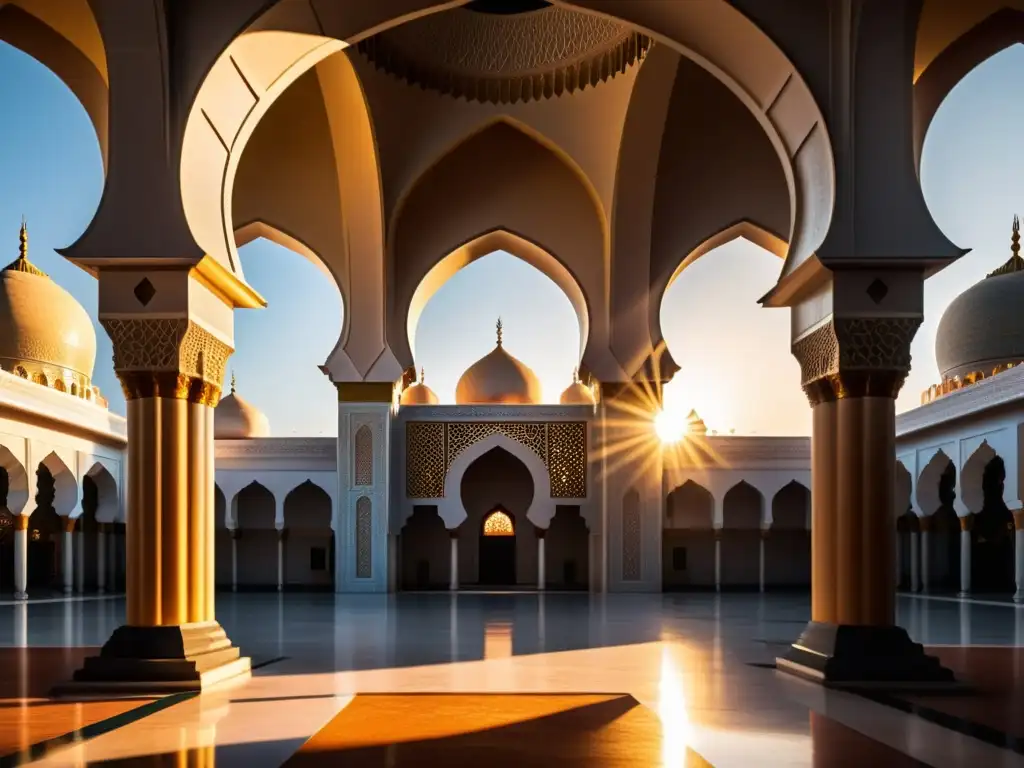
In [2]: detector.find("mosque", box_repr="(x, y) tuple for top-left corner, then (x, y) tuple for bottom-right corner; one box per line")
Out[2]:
(4, 216), (1023, 604)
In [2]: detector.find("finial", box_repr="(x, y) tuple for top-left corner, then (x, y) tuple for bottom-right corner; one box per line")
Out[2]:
(419, 367), (425, 384)
(2, 217), (47, 277)
(230, 371), (236, 394)
(1013, 215), (1020, 258)
(19, 217), (27, 260)
(987, 214), (1024, 278)
(572, 367), (579, 383)
(496, 317), (503, 347)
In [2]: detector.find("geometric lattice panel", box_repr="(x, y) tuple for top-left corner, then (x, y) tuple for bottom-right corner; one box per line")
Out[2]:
(621, 488), (641, 581)
(548, 422), (587, 498)
(355, 496), (372, 578)
(446, 422), (546, 471)
(406, 421), (446, 498)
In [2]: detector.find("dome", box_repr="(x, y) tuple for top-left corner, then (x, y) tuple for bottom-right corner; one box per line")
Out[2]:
(0, 223), (97, 392)
(936, 217), (1024, 380)
(215, 374), (271, 439)
(559, 369), (594, 405)
(400, 368), (440, 405)
(455, 319), (543, 405)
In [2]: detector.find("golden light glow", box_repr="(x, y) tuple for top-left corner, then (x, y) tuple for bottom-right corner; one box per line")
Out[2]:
(483, 509), (514, 537)
(657, 643), (695, 766)
(655, 409), (687, 444)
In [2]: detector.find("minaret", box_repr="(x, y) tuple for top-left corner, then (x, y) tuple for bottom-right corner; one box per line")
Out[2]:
(496, 317), (503, 347)
(230, 371), (236, 394)
(4, 218), (48, 277)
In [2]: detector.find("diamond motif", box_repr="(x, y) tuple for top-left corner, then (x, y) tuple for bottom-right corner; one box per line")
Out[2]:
(866, 279), (889, 305)
(133, 278), (156, 306)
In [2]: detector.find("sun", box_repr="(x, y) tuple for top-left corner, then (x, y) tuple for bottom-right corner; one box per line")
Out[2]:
(655, 409), (688, 444)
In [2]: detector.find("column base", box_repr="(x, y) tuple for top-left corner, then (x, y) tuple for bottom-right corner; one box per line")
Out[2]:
(1014, 592), (1024, 604)
(14, 592), (27, 601)
(777, 621), (958, 691)
(54, 621), (250, 696)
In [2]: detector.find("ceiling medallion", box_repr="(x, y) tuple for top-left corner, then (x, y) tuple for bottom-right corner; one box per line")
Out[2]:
(356, 4), (651, 105)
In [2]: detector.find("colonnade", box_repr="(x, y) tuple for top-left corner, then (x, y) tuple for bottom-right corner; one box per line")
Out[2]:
(443, 524), (552, 591)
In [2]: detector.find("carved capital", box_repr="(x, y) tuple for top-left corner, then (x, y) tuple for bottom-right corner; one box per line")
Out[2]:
(15, 515), (29, 531)
(101, 318), (233, 404)
(792, 316), (921, 405)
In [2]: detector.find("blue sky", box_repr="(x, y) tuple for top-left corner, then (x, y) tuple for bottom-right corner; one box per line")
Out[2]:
(1, 41), (1022, 437)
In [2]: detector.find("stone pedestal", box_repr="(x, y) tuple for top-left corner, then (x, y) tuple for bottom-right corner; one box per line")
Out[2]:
(778, 313), (954, 689)
(59, 308), (251, 695)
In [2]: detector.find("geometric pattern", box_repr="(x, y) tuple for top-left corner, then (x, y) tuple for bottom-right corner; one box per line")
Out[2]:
(355, 496), (372, 578)
(405, 421), (587, 500)
(353, 426), (373, 487)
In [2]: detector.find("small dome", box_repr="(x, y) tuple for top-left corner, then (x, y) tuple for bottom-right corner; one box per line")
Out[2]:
(0, 223), (97, 388)
(400, 368), (439, 405)
(455, 319), (543, 405)
(936, 217), (1024, 380)
(215, 374), (270, 439)
(559, 369), (594, 405)
(686, 409), (708, 436)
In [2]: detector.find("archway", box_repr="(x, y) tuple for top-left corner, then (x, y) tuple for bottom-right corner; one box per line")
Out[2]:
(768, 481), (811, 589)
(721, 481), (764, 589)
(973, 456), (1015, 593)
(400, 505), (449, 590)
(233, 481), (277, 590)
(0, 467), (11, 592)
(662, 480), (714, 590)
(28, 464), (62, 590)
(479, 507), (517, 586)
(282, 480), (334, 590)
(546, 505), (589, 590)
(929, 463), (961, 593)
(458, 446), (536, 587)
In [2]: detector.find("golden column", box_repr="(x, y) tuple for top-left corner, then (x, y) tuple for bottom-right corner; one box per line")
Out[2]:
(61, 309), (251, 693)
(778, 314), (954, 686)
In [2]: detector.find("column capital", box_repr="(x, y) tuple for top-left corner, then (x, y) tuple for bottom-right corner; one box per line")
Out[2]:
(449, 528), (459, 540)
(62, 516), (77, 533)
(1015, 511), (1024, 531)
(102, 316), (233, 404)
(959, 514), (974, 532)
(15, 514), (29, 531)
(918, 515), (932, 533)
(277, 528), (289, 542)
(229, 528), (242, 541)
(335, 382), (395, 404)
(792, 315), (922, 405)
(535, 526), (547, 540)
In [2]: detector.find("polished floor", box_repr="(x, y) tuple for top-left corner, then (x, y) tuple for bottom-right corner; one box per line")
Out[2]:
(0, 592), (1022, 766)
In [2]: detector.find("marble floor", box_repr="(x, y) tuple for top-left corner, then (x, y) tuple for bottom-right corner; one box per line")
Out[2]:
(0, 592), (1022, 766)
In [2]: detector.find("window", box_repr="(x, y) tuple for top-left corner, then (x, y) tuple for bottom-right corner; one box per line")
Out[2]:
(310, 547), (327, 572)
(672, 547), (687, 572)
(483, 509), (514, 536)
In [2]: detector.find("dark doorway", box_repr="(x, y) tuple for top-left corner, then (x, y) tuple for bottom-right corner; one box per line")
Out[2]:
(973, 457), (1015, 593)
(479, 508), (516, 586)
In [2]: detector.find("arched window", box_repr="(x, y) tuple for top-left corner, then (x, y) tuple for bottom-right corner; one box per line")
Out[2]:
(483, 508), (514, 537)
(354, 426), (373, 486)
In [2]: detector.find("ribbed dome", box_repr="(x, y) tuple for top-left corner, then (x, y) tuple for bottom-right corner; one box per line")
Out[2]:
(215, 375), (270, 439)
(400, 368), (439, 405)
(455, 319), (543, 405)
(0, 223), (96, 391)
(936, 218), (1024, 380)
(559, 370), (594, 405)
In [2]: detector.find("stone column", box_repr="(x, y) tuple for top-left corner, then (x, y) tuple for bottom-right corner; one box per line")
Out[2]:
(277, 529), (287, 592)
(713, 528), (722, 593)
(1014, 511), (1024, 603)
(894, 523), (902, 589)
(537, 527), (546, 591)
(97, 523), (107, 594)
(919, 516), (931, 593)
(61, 517), (75, 595)
(779, 312), (953, 686)
(449, 530), (459, 592)
(75, 527), (85, 594)
(62, 307), (251, 694)
(759, 529), (767, 593)
(13, 515), (28, 600)
(909, 526), (920, 593)
(230, 528), (240, 592)
(959, 515), (972, 597)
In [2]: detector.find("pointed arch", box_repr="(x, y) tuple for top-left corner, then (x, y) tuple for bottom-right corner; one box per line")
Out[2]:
(84, 461), (119, 523)
(388, 118), (610, 375)
(916, 449), (955, 515)
(772, 480), (810, 530)
(666, 479), (713, 530)
(283, 479), (332, 530)
(0, 444), (29, 515)
(37, 451), (77, 516)
(961, 440), (999, 515)
(406, 228), (590, 364)
(234, 480), (276, 529)
(722, 480), (764, 529)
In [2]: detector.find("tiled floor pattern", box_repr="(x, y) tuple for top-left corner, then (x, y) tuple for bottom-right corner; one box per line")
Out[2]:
(1, 593), (1024, 766)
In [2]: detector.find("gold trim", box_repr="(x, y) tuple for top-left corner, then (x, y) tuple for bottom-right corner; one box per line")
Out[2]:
(337, 382), (394, 403)
(191, 255), (266, 310)
(918, 515), (932, 532)
(1014, 510), (1024, 531)
(118, 371), (222, 404)
(62, 516), (76, 533)
(959, 514), (973, 532)
(15, 515), (29, 531)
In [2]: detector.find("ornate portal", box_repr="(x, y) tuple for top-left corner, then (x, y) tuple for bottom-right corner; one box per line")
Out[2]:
(405, 420), (587, 499)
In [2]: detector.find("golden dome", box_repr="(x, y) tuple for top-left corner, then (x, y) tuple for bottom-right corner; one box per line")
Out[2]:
(455, 318), (543, 405)
(214, 374), (271, 439)
(0, 222), (97, 391)
(559, 369), (594, 405)
(400, 368), (440, 405)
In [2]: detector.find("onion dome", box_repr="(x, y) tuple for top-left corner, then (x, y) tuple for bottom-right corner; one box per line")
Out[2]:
(400, 368), (440, 405)
(0, 221), (97, 393)
(687, 409), (708, 436)
(214, 373), (271, 439)
(936, 216), (1024, 380)
(455, 318), (543, 405)
(559, 368), (594, 405)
